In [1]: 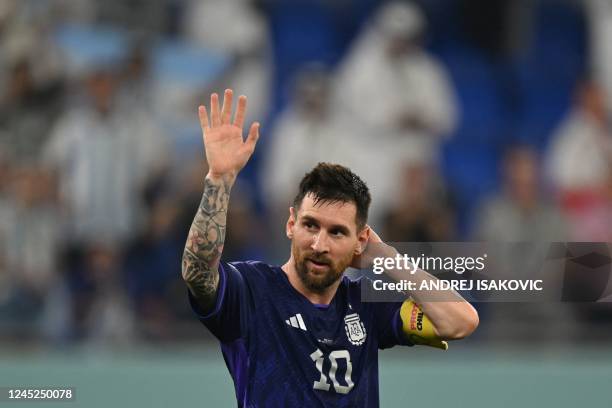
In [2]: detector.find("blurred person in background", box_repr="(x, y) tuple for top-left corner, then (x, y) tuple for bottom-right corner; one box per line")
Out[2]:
(262, 65), (401, 239)
(550, 84), (612, 342)
(263, 66), (337, 207)
(67, 241), (135, 346)
(0, 0), (64, 79)
(382, 161), (456, 242)
(0, 162), (63, 338)
(473, 145), (571, 345)
(331, 1), (458, 228)
(568, 168), (612, 242)
(334, 1), (458, 167)
(0, 58), (65, 160)
(43, 65), (169, 246)
(474, 145), (567, 242)
(120, 182), (250, 341)
(0, 0), (66, 160)
(124, 197), (184, 340)
(546, 81), (612, 205)
(545, 80), (612, 240)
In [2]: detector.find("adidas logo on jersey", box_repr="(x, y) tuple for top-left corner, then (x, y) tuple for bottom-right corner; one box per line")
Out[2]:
(285, 313), (307, 331)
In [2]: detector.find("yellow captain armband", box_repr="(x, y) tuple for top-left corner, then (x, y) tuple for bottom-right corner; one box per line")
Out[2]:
(400, 300), (449, 350)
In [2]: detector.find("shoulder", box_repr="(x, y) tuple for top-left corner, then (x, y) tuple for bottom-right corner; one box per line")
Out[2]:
(341, 274), (365, 290)
(226, 260), (275, 271)
(223, 261), (290, 302)
(224, 260), (280, 282)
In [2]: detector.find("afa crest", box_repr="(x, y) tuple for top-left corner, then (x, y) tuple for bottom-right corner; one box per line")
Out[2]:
(344, 313), (367, 346)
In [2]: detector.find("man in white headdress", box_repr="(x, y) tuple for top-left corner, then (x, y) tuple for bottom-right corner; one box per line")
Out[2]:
(331, 2), (458, 221)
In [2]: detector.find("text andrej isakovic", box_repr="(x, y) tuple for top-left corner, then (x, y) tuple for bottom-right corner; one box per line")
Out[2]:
(371, 254), (544, 292)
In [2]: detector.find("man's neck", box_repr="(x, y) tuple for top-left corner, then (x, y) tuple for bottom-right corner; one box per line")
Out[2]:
(281, 258), (341, 305)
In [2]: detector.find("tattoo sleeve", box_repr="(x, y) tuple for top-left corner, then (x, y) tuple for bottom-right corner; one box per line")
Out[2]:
(182, 175), (232, 313)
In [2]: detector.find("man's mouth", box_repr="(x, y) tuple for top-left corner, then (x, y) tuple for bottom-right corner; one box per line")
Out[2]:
(306, 258), (331, 270)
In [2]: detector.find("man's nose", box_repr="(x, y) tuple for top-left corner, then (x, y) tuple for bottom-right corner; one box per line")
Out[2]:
(311, 231), (330, 253)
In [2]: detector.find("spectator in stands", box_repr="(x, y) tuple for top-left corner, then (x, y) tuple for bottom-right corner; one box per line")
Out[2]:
(382, 162), (456, 242)
(262, 66), (342, 213)
(68, 242), (135, 345)
(43, 66), (168, 245)
(545, 80), (612, 220)
(334, 1), (458, 166)
(0, 58), (65, 159)
(262, 66), (387, 254)
(0, 162), (63, 337)
(263, 64), (408, 233)
(474, 145), (567, 241)
(473, 146), (573, 345)
(569, 168), (612, 242)
(124, 196), (184, 340)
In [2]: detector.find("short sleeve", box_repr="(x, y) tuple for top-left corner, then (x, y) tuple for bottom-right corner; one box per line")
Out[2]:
(188, 262), (249, 343)
(373, 302), (414, 349)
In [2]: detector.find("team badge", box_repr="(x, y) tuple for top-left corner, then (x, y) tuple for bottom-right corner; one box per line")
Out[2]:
(344, 313), (366, 345)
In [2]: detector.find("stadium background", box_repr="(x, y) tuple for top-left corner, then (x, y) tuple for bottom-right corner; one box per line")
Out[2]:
(1, 0), (612, 406)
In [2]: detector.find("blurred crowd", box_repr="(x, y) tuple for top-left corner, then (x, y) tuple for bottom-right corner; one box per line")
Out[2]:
(1, 0), (611, 346)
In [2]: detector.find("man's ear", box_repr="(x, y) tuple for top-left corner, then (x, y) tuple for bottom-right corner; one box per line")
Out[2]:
(286, 207), (296, 239)
(355, 225), (371, 255)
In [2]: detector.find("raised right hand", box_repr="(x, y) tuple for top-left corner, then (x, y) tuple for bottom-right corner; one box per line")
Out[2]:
(199, 89), (260, 180)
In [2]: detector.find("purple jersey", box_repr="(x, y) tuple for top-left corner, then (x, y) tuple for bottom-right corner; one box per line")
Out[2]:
(189, 261), (412, 407)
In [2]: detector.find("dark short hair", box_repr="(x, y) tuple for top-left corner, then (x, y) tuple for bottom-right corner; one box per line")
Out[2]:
(293, 163), (371, 229)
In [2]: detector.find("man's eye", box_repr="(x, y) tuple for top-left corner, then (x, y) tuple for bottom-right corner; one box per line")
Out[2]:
(304, 222), (316, 229)
(331, 230), (345, 237)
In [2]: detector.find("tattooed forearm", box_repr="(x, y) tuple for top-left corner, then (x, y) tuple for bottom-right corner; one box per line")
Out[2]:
(182, 175), (232, 312)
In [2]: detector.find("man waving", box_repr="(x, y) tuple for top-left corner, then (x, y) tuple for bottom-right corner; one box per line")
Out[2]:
(183, 89), (478, 407)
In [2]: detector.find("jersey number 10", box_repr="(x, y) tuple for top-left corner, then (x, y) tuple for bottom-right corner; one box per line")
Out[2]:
(310, 348), (354, 394)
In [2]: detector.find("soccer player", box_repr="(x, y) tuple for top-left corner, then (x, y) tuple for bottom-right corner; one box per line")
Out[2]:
(182, 89), (479, 407)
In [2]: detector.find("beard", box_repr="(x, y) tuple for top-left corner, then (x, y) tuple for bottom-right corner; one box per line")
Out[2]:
(292, 242), (354, 294)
